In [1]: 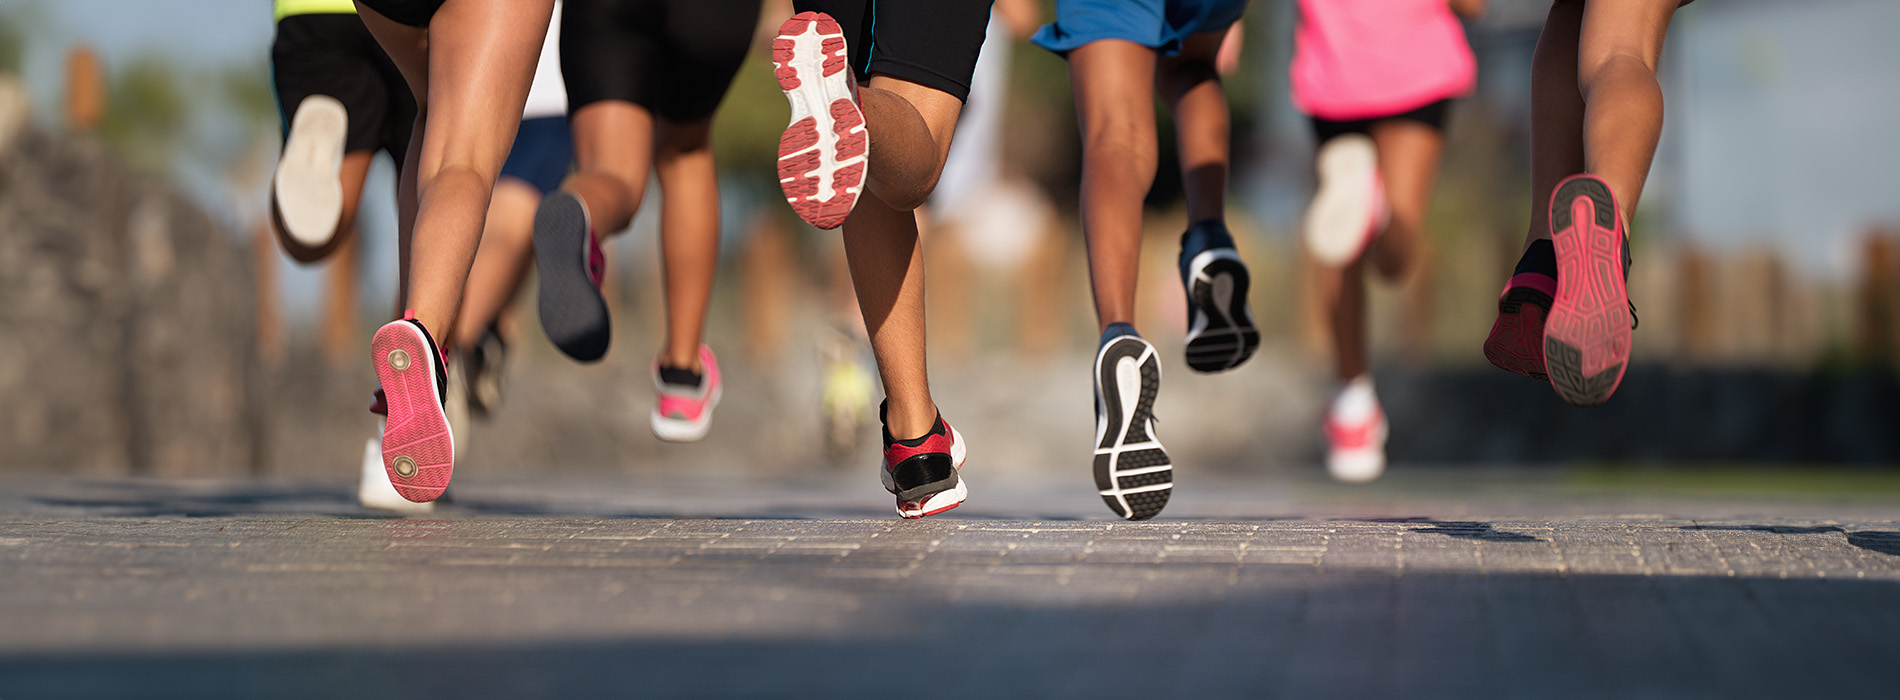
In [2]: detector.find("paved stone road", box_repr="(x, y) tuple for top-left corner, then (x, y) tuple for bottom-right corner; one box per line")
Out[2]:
(2, 473), (1897, 699)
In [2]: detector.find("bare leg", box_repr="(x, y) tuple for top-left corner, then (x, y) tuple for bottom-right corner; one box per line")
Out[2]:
(1315, 259), (1370, 380)
(1522, 0), (1586, 250)
(565, 100), (656, 238)
(1158, 31), (1229, 227)
(842, 75), (963, 439)
(356, 0), (552, 339)
(1577, 0), (1676, 217)
(653, 117), (720, 372)
(1069, 39), (1158, 331)
(453, 177), (540, 348)
(1366, 120), (1443, 280)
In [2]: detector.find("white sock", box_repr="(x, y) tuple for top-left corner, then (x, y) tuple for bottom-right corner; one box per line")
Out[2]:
(1329, 375), (1379, 423)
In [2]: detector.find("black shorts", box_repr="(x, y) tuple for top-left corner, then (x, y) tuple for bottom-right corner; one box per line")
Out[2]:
(271, 13), (418, 164)
(356, 0), (447, 27)
(795, 0), (995, 102)
(1310, 98), (1451, 145)
(560, 0), (761, 121)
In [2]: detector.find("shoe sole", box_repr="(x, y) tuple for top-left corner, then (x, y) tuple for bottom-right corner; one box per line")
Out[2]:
(1483, 285), (1552, 382)
(533, 191), (611, 362)
(1304, 134), (1381, 266)
(1094, 336), (1171, 521)
(773, 12), (866, 230)
(273, 95), (347, 249)
(358, 419), (435, 514)
(895, 426), (968, 519)
(1544, 175), (1632, 407)
(371, 322), (454, 503)
(1184, 248), (1260, 373)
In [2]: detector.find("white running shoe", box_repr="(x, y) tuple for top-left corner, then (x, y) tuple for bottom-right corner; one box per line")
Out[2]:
(1325, 376), (1388, 483)
(1094, 329), (1172, 520)
(1303, 134), (1386, 266)
(272, 94), (348, 249)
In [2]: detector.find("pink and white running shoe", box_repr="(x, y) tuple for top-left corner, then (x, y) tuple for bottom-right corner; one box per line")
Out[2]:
(1324, 376), (1387, 483)
(370, 313), (454, 503)
(772, 11), (867, 230)
(1303, 133), (1387, 267)
(651, 345), (724, 443)
(1543, 174), (1634, 407)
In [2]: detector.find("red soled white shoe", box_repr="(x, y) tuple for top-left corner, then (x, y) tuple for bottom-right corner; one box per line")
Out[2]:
(772, 11), (867, 230)
(1325, 376), (1388, 483)
(370, 313), (454, 503)
(1303, 133), (1387, 267)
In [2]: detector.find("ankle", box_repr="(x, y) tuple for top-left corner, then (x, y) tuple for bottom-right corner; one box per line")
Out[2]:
(881, 399), (939, 441)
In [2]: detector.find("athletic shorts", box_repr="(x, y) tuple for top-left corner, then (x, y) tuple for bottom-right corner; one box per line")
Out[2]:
(1310, 99), (1451, 145)
(499, 116), (574, 194)
(560, 0), (761, 121)
(1033, 0), (1248, 57)
(794, 0), (994, 103)
(355, 0), (446, 27)
(271, 13), (418, 164)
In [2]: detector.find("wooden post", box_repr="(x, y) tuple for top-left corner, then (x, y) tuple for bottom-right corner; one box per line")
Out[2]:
(64, 45), (104, 133)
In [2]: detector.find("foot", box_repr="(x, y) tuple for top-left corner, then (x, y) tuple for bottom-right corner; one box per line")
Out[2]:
(272, 94), (347, 250)
(1544, 175), (1634, 407)
(772, 11), (867, 230)
(651, 345), (723, 443)
(1179, 221), (1260, 373)
(1094, 325), (1172, 520)
(463, 325), (508, 416)
(1325, 376), (1387, 483)
(1303, 133), (1386, 266)
(370, 314), (454, 503)
(533, 190), (612, 362)
(879, 403), (967, 519)
(1484, 240), (1556, 382)
(358, 418), (435, 514)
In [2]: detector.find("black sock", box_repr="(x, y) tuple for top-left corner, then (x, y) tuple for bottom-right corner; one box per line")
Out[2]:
(657, 366), (703, 388)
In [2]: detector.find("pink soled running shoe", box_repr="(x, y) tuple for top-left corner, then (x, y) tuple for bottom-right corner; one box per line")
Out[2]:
(879, 403), (968, 519)
(651, 345), (724, 443)
(772, 11), (867, 230)
(1484, 260), (1556, 383)
(370, 313), (454, 503)
(1543, 174), (1634, 407)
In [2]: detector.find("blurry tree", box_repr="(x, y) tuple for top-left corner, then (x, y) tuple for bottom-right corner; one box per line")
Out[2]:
(98, 52), (188, 172)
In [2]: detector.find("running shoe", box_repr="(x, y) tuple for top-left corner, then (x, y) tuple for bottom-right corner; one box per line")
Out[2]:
(651, 345), (723, 443)
(1324, 376), (1388, 483)
(358, 419), (435, 514)
(463, 324), (508, 417)
(1179, 220), (1260, 373)
(879, 403), (968, 519)
(773, 12), (867, 230)
(1094, 325), (1172, 520)
(1484, 240), (1557, 382)
(1303, 133), (1387, 266)
(533, 190), (611, 362)
(272, 94), (348, 249)
(1543, 174), (1634, 407)
(370, 313), (454, 503)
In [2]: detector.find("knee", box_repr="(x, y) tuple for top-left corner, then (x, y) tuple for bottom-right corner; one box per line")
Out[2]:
(1082, 117), (1157, 169)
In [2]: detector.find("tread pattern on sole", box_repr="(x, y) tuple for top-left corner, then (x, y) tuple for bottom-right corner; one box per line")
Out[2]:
(533, 192), (611, 362)
(1184, 253), (1260, 373)
(1484, 287), (1552, 382)
(1094, 337), (1172, 521)
(773, 12), (865, 230)
(1543, 175), (1632, 407)
(371, 323), (453, 503)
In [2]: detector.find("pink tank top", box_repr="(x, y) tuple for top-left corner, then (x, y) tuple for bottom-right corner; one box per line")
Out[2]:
(1290, 0), (1477, 121)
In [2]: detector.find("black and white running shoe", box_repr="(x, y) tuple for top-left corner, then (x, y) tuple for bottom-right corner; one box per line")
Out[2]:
(1094, 325), (1171, 520)
(1179, 220), (1260, 373)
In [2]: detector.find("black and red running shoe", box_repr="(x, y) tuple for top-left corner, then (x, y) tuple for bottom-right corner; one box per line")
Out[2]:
(879, 403), (967, 519)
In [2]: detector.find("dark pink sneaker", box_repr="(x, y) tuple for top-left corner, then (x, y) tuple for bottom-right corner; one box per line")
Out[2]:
(370, 313), (453, 503)
(1484, 272), (1555, 382)
(773, 12), (866, 230)
(1543, 175), (1634, 407)
(650, 345), (723, 443)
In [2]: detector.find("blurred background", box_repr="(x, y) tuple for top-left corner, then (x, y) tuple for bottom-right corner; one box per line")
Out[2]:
(0, 0), (1896, 484)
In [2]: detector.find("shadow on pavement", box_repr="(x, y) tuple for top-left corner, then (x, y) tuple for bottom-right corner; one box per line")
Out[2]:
(1677, 524), (1900, 558)
(1352, 516), (1546, 543)
(0, 570), (1892, 700)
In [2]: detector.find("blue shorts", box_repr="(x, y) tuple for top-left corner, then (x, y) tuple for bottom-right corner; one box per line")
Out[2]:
(1032, 0), (1249, 57)
(500, 116), (574, 195)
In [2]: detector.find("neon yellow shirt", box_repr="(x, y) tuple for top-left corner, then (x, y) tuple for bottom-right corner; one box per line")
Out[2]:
(274, 0), (359, 21)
